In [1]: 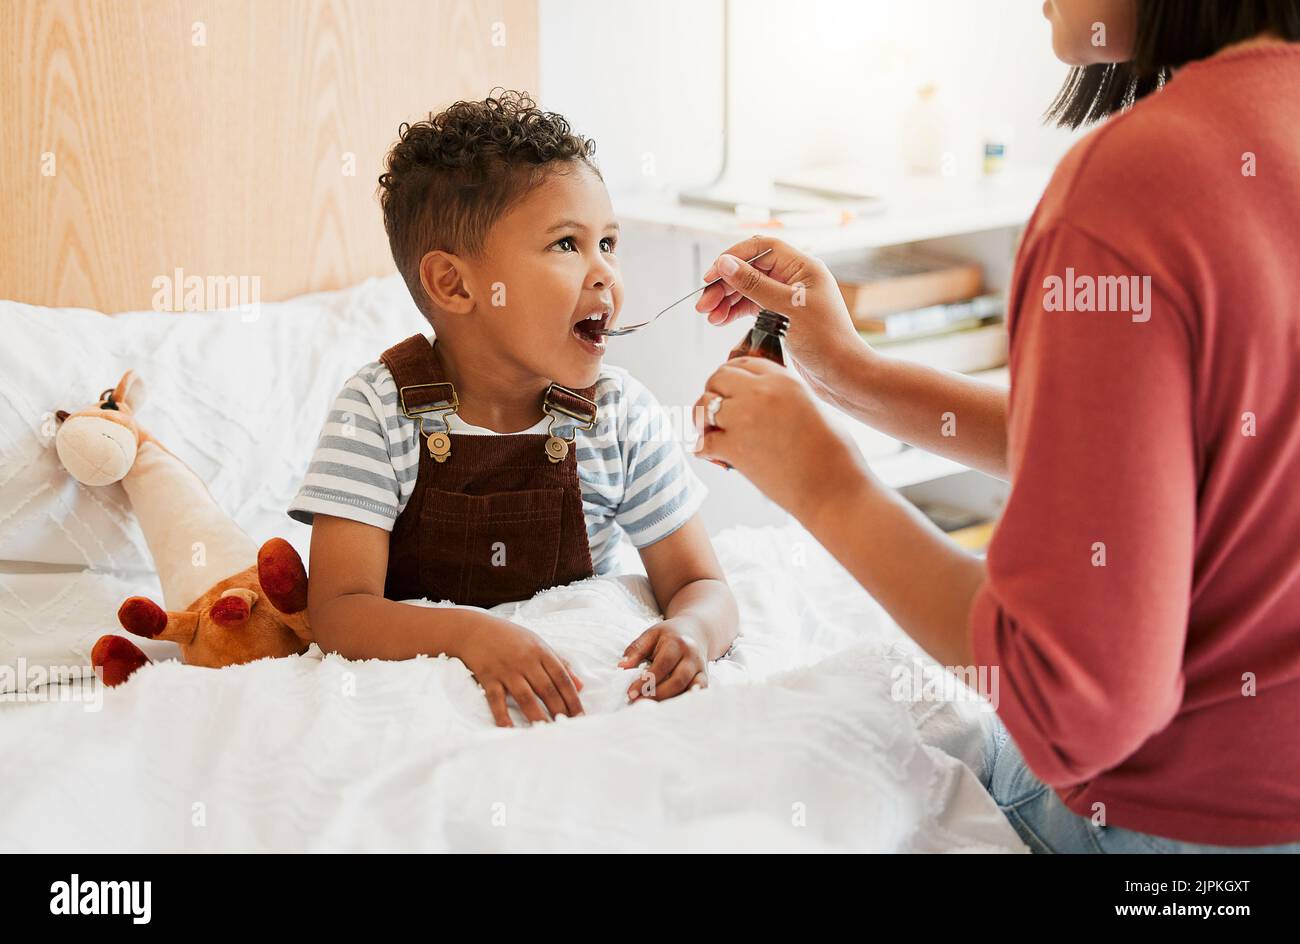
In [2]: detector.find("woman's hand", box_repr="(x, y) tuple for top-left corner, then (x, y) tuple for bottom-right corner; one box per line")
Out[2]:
(694, 235), (868, 398)
(692, 356), (873, 523)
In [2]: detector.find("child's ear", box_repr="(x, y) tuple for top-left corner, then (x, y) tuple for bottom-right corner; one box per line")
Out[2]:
(419, 250), (474, 316)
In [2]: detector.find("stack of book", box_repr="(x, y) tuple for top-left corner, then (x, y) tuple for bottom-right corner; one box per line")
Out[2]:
(829, 247), (1010, 544)
(834, 247), (1007, 375)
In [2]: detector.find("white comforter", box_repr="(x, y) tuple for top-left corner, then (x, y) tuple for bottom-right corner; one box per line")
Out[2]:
(0, 523), (1024, 853)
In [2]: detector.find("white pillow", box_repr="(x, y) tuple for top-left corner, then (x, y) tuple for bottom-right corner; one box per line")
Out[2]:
(0, 275), (426, 688)
(0, 567), (181, 692)
(0, 275), (425, 569)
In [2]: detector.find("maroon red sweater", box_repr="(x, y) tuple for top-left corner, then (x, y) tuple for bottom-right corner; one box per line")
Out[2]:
(970, 42), (1300, 845)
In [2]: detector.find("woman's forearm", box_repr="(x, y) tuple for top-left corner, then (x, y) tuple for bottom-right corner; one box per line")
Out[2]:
(795, 453), (985, 668)
(817, 340), (1010, 480)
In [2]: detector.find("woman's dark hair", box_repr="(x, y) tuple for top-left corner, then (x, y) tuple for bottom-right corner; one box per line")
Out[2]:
(378, 89), (597, 315)
(1046, 0), (1300, 128)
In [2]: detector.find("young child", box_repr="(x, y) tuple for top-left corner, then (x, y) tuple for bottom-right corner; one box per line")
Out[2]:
(288, 90), (739, 726)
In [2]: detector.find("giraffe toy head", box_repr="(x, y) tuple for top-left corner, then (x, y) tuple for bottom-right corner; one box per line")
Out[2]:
(54, 369), (149, 487)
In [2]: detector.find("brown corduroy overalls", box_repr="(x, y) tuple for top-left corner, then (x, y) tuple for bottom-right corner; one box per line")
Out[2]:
(379, 334), (599, 608)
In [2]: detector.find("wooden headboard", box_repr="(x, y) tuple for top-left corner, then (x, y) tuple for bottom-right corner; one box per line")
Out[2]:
(0, 0), (538, 313)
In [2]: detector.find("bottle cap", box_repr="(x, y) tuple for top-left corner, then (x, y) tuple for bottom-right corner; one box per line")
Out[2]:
(755, 310), (789, 336)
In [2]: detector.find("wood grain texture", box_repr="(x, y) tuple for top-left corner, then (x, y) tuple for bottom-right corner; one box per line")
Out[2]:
(0, 0), (538, 312)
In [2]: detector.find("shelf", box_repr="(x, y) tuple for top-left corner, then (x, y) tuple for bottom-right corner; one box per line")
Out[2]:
(869, 447), (970, 490)
(614, 165), (1053, 255)
(812, 361), (1008, 490)
(617, 172), (1029, 493)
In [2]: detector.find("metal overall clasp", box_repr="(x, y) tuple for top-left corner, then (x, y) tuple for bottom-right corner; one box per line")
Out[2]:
(398, 382), (459, 463)
(541, 383), (598, 463)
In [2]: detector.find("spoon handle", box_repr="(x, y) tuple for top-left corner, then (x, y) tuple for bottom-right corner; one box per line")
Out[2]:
(600, 247), (773, 337)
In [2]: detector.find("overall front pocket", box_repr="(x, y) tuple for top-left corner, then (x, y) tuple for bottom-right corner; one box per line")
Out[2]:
(419, 486), (565, 607)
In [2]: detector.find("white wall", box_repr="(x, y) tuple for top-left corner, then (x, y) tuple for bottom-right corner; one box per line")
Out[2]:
(537, 0), (726, 195)
(539, 0), (1081, 193)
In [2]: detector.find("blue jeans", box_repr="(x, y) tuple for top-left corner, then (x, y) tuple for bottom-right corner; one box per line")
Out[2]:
(979, 716), (1300, 854)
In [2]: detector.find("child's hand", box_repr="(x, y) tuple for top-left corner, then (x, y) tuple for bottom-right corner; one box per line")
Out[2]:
(619, 619), (709, 702)
(459, 618), (584, 727)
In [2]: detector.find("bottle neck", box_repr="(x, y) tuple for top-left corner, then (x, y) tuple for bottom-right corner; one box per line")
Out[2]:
(755, 310), (789, 337)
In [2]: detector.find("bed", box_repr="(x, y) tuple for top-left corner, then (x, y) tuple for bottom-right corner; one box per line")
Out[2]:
(0, 0), (1024, 853)
(0, 273), (1024, 852)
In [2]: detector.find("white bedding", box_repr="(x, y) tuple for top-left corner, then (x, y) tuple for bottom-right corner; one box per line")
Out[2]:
(0, 521), (1024, 853)
(1, 274), (1020, 851)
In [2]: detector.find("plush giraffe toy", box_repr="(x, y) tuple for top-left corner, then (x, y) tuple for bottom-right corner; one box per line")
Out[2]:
(53, 370), (313, 686)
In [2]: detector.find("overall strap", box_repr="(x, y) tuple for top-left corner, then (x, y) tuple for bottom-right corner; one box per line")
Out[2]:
(379, 333), (602, 457)
(378, 334), (456, 418)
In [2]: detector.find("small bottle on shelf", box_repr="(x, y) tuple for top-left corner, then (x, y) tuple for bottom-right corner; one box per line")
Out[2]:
(705, 310), (790, 470)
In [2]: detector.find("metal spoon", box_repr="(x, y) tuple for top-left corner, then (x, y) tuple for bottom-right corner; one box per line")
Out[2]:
(593, 248), (773, 337)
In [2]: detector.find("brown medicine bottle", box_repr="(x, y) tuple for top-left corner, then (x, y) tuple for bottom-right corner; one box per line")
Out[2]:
(706, 310), (790, 469)
(729, 309), (789, 365)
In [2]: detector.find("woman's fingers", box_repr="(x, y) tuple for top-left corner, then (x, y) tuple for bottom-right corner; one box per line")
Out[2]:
(699, 236), (861, 398)
(702, 235), (782, 282)
(698, 237), (804, 315)
(698, 238), (790, 323)
(692, 390), (725, 434)
(693, 358), (789, 461)
(692, 426), (722, 463)
(692, 359), (783, 442)
(701, 358), (782, 403)
(711, 254), (797, 314)
(718, 355), (787, 377)
(697, 281), (727, 312)
(699, 286), (761, 326)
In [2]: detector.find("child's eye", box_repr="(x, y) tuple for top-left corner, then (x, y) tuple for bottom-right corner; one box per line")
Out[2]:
(552, 235), (616, 253)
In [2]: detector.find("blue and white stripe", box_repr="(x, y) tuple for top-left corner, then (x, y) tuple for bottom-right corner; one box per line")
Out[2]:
(288, 337), (707, 575)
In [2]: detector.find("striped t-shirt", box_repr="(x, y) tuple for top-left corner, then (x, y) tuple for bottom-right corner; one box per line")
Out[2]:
(287, 336), (707, 576)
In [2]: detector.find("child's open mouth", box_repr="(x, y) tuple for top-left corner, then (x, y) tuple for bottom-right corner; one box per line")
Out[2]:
(571, 307), (612, 355)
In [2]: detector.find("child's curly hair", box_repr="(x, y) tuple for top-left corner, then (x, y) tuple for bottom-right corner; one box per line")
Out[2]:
(378, 89), (598, 316)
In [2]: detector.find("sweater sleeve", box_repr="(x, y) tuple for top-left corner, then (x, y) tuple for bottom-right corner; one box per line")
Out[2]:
(969, 221), (1197, 788)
